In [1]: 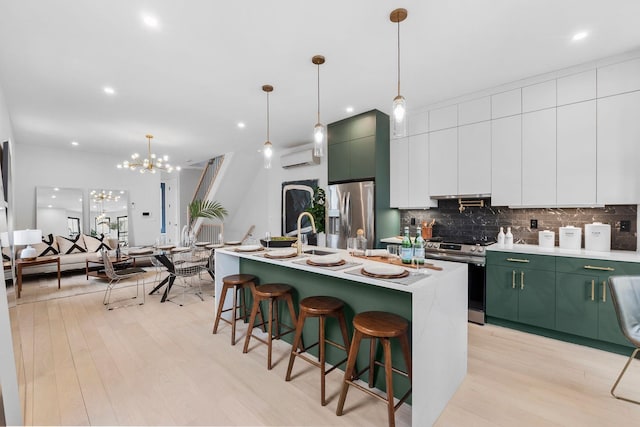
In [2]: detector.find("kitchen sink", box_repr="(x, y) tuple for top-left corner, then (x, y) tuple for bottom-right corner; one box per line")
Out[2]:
(303, 249), (337, 256)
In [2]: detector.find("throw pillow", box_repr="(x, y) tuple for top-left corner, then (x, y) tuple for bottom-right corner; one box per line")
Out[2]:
(83, 234), (111, 252)
(2, 246), (10, 262)
(33, 233), (60, 257)
(56, 234), (87, 254)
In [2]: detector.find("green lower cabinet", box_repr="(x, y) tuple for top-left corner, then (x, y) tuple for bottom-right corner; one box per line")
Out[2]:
(597, 279), (629, 346)
(555, 273), (599, 339)
(486, 264), (555, 329)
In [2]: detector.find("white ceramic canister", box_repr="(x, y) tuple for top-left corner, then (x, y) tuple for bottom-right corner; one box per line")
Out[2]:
(584, 222), (611, 252)
(538, 230), (555, 248)
(559, 226), (582, 250)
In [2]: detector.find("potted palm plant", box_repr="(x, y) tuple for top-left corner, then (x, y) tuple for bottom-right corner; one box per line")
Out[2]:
(182, 199), (228, 246)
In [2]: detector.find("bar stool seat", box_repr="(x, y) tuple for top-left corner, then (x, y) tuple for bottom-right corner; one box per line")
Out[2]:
(243, 283), (299, 370)
(212, 274), (257, 345)
(285, 296), (351, 406)
(336, 311), (412, 427)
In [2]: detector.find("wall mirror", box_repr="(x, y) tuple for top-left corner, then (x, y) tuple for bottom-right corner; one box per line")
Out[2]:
(89, 189), (128, 245)
(36, 187), (84, 238)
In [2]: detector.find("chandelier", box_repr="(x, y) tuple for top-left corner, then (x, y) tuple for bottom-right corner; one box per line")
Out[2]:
(117, 134), (180, 173)
(91, 190), (120, 224)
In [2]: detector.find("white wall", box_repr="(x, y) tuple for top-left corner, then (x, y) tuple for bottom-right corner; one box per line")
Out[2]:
(178, 168), (202, 239)
(0, 81), (22, 426)
(215, 145), (327, 243)
(36, 207), (68, 236)
(12, 144), (162, 246)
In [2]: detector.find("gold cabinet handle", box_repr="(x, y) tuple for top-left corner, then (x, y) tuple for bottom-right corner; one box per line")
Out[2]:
(520, 271), (525, 290)
(583, 265), (615, 271)
(512, 270), (516, 289)
(602, 281), (607, 303)
(507, 258), (530, 263)
(591, 280), (595, 301)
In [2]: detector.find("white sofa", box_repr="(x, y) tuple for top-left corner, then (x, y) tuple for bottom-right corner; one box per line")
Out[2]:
(12, 233), (119, 275)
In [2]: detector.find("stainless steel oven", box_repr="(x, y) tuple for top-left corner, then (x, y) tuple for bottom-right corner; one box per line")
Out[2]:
(423, 238), (491, 325)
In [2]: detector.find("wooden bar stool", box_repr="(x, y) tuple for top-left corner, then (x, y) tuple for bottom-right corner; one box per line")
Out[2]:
(336, 311), (412, 427)
(212, 274), (258, 345)
(242, 283), (299, 370)
(285, 296), (351, 406)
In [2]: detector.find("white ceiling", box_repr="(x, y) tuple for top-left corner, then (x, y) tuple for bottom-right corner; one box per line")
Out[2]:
(1, 1), (639, 168)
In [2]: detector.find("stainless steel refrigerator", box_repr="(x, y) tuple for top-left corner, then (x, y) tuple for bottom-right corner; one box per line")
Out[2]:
(326, 180), (375, 249)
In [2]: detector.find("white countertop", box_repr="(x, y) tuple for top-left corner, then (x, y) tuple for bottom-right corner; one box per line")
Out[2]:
(488, 243), (640, 263)
(216, 246), (464, 294)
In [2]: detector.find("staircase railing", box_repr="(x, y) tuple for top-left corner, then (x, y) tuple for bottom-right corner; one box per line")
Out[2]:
(192, 155), (225, 205)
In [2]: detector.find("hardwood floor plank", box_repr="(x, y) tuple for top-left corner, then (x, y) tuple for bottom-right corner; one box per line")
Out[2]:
(12, 273), (640, 426)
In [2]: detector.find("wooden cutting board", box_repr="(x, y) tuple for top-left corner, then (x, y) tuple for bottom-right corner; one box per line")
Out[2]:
(352, 255), (443, 271)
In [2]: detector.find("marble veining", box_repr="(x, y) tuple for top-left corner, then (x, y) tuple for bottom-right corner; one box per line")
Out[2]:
(401, 199), (637, 251)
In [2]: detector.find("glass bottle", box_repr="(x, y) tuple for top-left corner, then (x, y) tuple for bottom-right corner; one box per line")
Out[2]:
(505, 227), (514, 248)
(497, 227), (505, 246)
(355, 228), (367, 255)
(401, 226), (413, 264)
(413, 228), (425, 265)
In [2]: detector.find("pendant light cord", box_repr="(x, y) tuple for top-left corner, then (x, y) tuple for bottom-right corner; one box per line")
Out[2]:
(397, 19), (401, 96)
(317, 63), (321, 123)
(266, 91), (270, 141)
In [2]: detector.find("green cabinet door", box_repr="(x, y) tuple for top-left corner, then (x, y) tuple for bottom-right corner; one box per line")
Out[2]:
(328, 141), (350, 182)
(518, 268), (556, 329)
(556, 272), (599, 339)
(349, 136), (376, 179)
(486, 264), (519, 321)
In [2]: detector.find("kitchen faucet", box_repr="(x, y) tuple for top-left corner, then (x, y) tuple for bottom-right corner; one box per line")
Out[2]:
(296, 212), (316, 255)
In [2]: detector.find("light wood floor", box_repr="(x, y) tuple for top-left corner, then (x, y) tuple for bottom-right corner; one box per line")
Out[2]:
(11, 273), (640, 426)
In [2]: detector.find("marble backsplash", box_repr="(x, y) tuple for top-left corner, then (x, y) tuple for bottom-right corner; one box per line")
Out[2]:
(400, 199), (638, 251)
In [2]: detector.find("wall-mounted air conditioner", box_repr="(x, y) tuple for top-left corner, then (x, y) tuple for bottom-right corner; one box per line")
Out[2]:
(280, 148), (320, 169)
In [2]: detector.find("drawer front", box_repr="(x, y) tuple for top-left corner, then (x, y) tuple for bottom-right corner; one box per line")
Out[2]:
(487, 251), (555, 271)
(555, 257), (634, 275)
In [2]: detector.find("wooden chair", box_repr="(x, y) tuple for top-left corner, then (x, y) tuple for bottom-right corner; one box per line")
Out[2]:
(336, 311), (412, 427)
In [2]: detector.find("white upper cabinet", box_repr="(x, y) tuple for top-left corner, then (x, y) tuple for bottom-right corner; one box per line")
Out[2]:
(491, 115), (522, 206)
(556, 101), (596, 205)
(522, 80), (556, 113)
(407, 110), (428, 136)
(522, 108), (556, 206)
(597, 58), (640, 98)
(491, 88), (522, 119)
(557, 70), (596, 105)
(458, 121), (491, 196)
(458, 96), (490, 126)
(597, 91), (640, 204)
(428, 128), (458, 197)
(408, 134), (436, 207)
(389, 134), (436, 208)
(389, 137), (409, 207)
(429, 105), (457, 131)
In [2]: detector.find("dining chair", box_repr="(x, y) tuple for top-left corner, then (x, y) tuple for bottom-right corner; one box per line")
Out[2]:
(102, 251), (147, 310)
(608, 275), (640, 404)
(166, 250), (207, 306)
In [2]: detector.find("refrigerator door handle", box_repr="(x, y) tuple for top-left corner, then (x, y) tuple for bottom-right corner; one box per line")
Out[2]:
(340, 191), (351, 238)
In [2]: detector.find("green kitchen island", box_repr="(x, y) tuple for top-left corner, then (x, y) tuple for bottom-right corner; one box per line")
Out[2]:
(214, 247), (467, 427)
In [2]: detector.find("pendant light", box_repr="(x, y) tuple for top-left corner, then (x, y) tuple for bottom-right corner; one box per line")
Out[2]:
(390, 8), (408, 138)
(312, 55), (326, 157)
(262, 84), (274, 169)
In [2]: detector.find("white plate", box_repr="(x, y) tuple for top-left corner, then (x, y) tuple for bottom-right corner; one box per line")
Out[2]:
(171, 246), (191, 253)
(308, 254), (343, 265)
(157, 244), (176, 250)
(195, 241), (210, 247)
(206, 243), (224, 249)
(225, 240), (242, 245)
(236, 244), (262, 252)
(363, 264), (405, 276)
(266, 248), (297, 258)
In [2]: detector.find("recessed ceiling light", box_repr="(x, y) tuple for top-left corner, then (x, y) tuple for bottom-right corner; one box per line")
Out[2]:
(572, 31), (588, 41)
(346, 106), (354, 113)
(71, 141), (79, 146)
(51, 195), (56, 199)
(53, 187), (59, 191)
(237, 122), (246, 129)
(142, 14), (159, 28)
(103, 86), (115, 95)
(47, 205), (52, 208)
